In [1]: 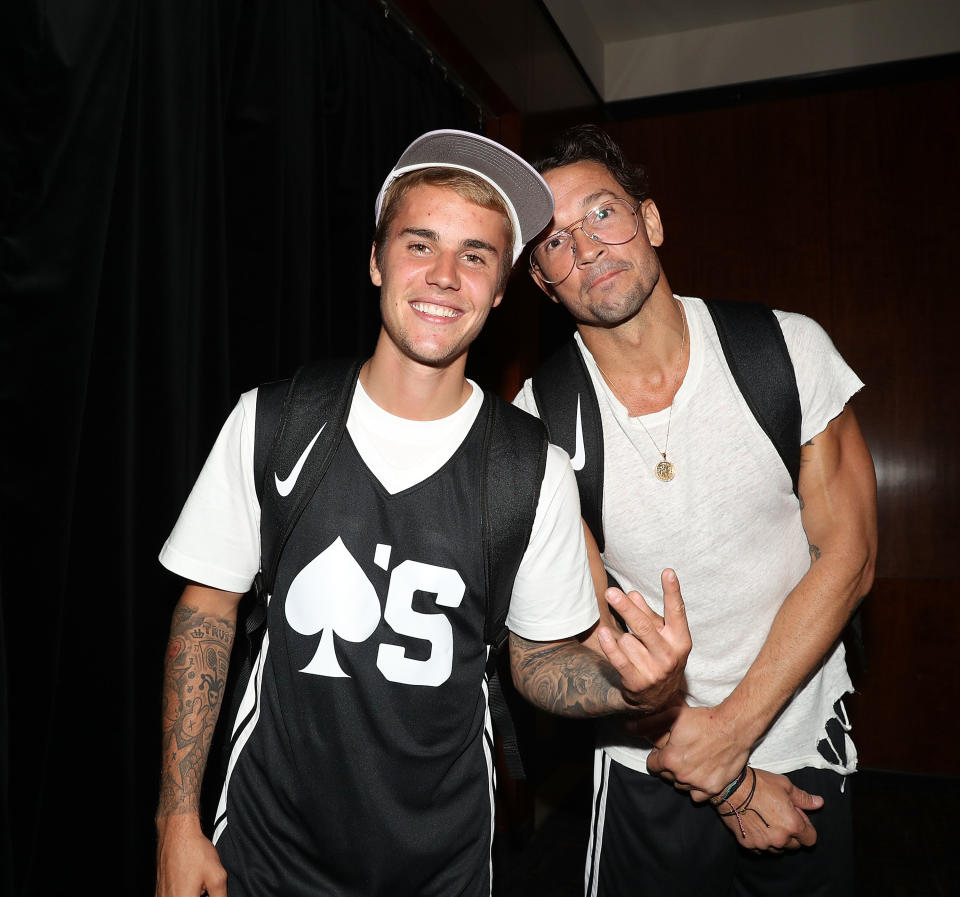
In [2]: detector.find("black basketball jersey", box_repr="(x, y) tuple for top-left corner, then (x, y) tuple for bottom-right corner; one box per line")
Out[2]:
(214, 403), (498, 897)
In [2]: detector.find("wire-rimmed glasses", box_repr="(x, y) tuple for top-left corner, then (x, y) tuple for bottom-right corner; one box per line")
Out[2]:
(530, 198), (641, 285)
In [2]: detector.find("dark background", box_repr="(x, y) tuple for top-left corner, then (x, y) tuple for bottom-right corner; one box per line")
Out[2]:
(1, 1), (957, 894)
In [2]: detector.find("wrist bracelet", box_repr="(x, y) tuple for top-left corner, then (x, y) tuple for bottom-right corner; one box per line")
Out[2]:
(709, 764), (748, 806)
(718, 767), (770, 833)
(717, 797), (747, 838)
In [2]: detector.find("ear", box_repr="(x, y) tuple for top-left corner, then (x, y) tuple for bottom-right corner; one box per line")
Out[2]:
(492, 290), (504, 309)
(369, 243), (382, 287)
(640, 199), (664, 248)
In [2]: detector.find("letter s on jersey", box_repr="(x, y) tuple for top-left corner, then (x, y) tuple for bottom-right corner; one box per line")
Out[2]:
(377, 560), (465, 686)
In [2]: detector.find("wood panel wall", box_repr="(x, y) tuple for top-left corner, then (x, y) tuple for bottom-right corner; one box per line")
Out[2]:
(511, 71), (960, 775)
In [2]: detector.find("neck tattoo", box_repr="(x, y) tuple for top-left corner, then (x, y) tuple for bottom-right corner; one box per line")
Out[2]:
(595, 299), (687, 482)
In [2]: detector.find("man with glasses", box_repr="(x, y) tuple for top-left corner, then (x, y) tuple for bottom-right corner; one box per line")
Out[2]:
(154, 129), (693, 897)
(513, 125), (877, 896)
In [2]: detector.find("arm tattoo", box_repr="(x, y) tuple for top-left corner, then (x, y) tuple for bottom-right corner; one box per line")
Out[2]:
(157, 603), (235, 818)
(509, 634), (622, 717)
(809, 543), (822, 562)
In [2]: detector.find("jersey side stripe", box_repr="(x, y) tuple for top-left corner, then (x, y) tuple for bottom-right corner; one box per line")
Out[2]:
(585, 748), (611, 897)
(481, 668), (495, 897)
(213, 630), (270, 844)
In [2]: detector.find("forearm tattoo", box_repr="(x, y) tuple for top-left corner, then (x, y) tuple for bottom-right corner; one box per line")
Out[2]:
(157, 603), (235, 817)
(509, 634), (622, 717)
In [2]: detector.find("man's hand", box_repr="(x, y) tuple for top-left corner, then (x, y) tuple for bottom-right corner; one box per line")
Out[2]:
(713, 767), (822, 852)
(595, 569), (691, 714)
(155, 814), (228, 897)
(508, 569), (689, 718)
(643, 702), (748, 799)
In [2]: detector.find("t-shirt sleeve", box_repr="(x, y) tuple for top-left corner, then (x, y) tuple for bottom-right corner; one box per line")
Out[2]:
(775, 311), (865, 444)
(510, 378), (540, 418)
(505, 443), (599, 641)
(158, 389), (261, 593)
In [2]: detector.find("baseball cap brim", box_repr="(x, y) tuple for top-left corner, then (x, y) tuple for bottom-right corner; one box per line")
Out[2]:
(374, 129), (553, 264)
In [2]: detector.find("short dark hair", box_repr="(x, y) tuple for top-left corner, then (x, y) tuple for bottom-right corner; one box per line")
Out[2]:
(533, 125), (651, 204)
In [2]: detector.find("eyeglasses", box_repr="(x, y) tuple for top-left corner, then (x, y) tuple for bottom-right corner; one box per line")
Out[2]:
(530, 198), (642, 285)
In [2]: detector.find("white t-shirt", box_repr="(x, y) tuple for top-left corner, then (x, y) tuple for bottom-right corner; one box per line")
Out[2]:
(160, 378), (598, 643)
(513, 297), (864, 775)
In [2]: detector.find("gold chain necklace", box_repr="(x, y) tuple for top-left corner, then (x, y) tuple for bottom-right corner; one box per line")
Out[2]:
(595, 300), (687, 482)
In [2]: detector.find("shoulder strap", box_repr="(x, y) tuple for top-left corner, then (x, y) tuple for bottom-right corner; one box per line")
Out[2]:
(530, 339), (606, 550)
(253, 379), (290, 504)
(704, 299), (801, 498)
(481, 395), (549, 648)
(481, 394), (548, 781)
(230, 372), (297, 695)
(705, 299), (867, 661)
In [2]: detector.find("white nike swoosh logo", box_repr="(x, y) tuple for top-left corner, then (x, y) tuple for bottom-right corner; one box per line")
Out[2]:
(275, 423), (327, 497)
(570, 396), (585, 471)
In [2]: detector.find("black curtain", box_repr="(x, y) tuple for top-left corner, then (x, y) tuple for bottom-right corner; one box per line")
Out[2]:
(0, 1), (478, 893)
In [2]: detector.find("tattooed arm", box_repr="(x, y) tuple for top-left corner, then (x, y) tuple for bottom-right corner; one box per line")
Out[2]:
(509, 566), (691, 717)
(155, 583), (242, 897)
(646, 407), (877, 800)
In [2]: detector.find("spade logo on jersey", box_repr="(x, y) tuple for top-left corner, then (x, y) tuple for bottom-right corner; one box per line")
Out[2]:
(285, 537), (466, 687)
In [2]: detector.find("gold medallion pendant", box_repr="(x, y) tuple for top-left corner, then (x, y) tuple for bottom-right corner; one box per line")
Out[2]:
(596, 298), (687, 487)
(655, 458), (676, 482)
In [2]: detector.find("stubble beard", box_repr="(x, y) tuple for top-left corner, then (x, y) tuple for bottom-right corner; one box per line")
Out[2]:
(582, 260), (661, 327)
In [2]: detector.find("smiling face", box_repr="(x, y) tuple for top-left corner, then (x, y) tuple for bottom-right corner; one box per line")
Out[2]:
(370, 182), (510, 369)
(536, 160), (664, 327)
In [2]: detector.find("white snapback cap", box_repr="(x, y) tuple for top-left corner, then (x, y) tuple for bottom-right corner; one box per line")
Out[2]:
(374, 129), (554, 264)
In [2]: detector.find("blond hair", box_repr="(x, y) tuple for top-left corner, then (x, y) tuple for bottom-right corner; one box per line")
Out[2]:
(374, 168), (515, 292)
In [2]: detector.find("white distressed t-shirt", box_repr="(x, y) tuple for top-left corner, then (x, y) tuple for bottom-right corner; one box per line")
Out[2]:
(160, 378), (598, 643)
(513, 296), (864, 774)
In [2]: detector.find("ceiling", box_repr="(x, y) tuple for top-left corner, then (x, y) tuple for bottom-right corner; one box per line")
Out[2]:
(405, 0), (960, 114)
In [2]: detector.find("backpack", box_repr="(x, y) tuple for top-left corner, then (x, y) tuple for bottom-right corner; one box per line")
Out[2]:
(530, 299), (801, 553)
(208, 357), (545, 821)
(529, 298), (865, 671)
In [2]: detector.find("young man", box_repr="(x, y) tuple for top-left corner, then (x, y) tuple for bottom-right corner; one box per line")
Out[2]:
(514, 125), (877, 896)
(154, 130), (691, 897)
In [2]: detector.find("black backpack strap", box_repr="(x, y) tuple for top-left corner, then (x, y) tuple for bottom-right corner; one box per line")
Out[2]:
(705, 299), (801, 498)
(481, 395), (548, 780)
(234, 373), (293, 696)
(253, 381), (289, 499)
(531, 339), (606, 551)
(227, 375), (294, 692)
(705, 299), (866, 662)
(202, 379), (289, 829)
(481, 396), (549, 646)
